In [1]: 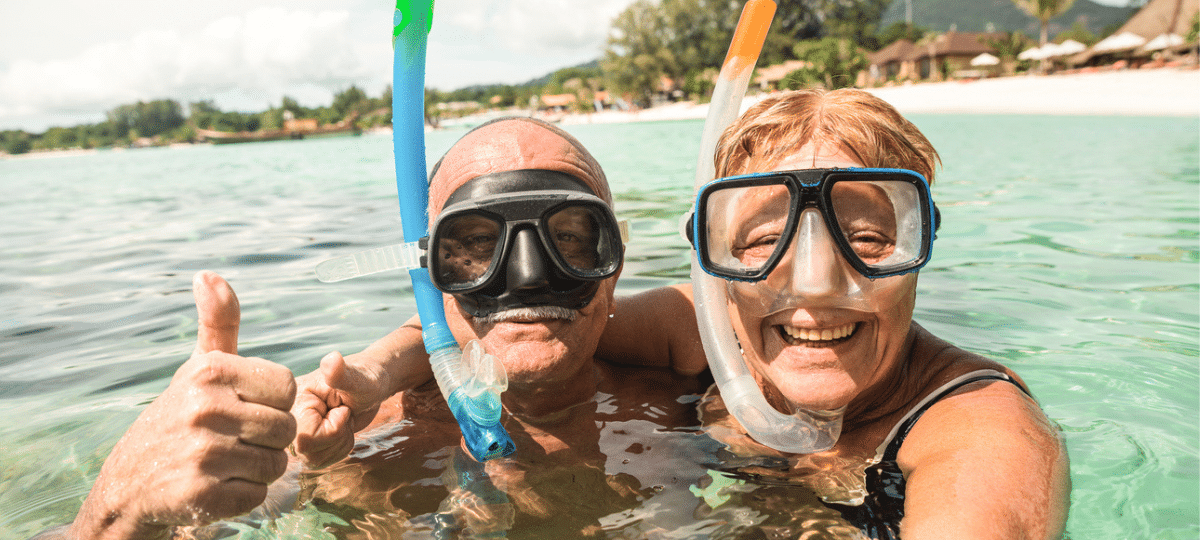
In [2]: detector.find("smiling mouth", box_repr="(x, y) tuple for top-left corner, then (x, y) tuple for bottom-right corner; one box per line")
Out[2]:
(778, 323), (858, 346)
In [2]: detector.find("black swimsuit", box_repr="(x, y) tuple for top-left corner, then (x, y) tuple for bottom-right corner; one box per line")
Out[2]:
(824, 370), (1030, 539)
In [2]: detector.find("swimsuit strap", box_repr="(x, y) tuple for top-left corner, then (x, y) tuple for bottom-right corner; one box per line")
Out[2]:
(872, 369), (1030, 463)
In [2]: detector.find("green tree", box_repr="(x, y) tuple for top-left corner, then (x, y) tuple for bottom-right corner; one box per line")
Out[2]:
(603, 0), (891, 102)
(820, 0), (892, 50)
(2, 130), (32, 154)
(1054, 21), (1097, 45)
(1012, 0), (1078, 46)
(876, 21), (927, 49)
(984, 31), (1034, 74)
(106, 100), (184, 139)
(331, 85), (368, 120)
(784, 37), (868, 90)
(603, 0), (678, 106)
(189, 100), (222, 129)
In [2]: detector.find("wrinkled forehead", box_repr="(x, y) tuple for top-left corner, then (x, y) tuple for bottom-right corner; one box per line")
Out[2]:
(430, 119), (608, 216)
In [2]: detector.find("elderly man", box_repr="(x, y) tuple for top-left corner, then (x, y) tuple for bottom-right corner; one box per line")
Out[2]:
(283, 117), (707, 535)
(52, 117), (706, 540)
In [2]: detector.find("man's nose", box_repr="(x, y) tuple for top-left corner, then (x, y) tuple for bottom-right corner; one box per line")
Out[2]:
(506, 228), (550, 290)
(771, 208), (849, 298)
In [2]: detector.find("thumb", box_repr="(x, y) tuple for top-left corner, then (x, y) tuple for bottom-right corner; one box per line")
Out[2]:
(192, 270), (241, 356)
(320, 351), (349, 394)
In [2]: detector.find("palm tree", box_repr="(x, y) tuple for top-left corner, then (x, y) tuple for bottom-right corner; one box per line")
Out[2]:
(1012, 0), (1078, 46)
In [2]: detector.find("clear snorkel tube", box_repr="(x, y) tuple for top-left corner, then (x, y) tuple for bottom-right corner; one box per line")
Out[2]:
(691, 0), (841, 454)
(392, 0), (515, 462)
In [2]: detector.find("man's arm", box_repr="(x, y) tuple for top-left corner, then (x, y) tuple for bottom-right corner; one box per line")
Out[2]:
(898, 380), (1071, 539)
(61, 272), (297, 540)
(597, 284), (708, 376)
(291, 315), (434, 469)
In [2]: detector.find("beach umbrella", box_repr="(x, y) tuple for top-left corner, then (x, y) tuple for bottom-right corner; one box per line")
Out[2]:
(970, 52), (1001, 66)
(1054, 40), (1087, 56)
(1093, 32), (1147, 53)
(1141, 33), (1184, 51)
(1018, 46), (1050, 60)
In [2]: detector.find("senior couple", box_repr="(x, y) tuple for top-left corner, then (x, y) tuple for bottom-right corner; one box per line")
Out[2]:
(56, 89), (1069, 540)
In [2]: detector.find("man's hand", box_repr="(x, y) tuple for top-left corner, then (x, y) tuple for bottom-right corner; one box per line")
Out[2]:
(68, 271), (297, 540)
(291, 350), (391, 469)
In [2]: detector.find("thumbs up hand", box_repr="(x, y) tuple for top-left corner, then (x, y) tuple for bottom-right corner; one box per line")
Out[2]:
(68, 271), (297, 540)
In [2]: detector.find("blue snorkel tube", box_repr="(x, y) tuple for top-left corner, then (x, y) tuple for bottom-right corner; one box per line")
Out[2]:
(392, 0), (515, 462)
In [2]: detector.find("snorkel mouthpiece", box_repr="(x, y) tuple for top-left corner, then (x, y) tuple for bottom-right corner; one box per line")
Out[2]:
(394, 0), (514, 462)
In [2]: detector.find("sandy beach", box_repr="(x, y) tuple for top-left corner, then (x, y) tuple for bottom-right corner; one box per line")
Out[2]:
(559, 67), (1199, 125)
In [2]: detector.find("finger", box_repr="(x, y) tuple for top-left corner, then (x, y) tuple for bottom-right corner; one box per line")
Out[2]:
(198, 442), (289, 486)
(188, 352), (297, 411)
(320, 351), (348, 396)
(189, 478), (270, 522)
(193, 270), (241, 356)
(233, 403), (297, 450)
(233, 355), (297, 411)
(294, 402), (355, 468)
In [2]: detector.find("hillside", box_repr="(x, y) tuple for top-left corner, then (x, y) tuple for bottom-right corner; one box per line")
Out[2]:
(881, 0), (1137, 36)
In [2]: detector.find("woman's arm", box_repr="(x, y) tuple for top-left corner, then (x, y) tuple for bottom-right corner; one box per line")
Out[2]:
(597, 284), (708, 375)
(898, 379), (1071, 539)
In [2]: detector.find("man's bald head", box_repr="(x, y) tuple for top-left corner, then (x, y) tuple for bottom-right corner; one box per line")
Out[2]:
(429, 117), (611, 216)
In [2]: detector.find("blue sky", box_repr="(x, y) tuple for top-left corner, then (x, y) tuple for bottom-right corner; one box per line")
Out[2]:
(0, 0), (1131, 132)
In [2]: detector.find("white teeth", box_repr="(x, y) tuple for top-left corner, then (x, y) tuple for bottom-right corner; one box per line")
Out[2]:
(781, 323), (856, 343)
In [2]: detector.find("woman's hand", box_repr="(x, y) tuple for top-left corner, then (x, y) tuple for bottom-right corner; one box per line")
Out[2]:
(291, 351), (392, 469)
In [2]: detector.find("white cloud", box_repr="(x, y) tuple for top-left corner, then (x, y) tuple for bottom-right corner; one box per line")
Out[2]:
(0, 0), (641, 131)
(0, 8), (390, 129)
(443, 0), (629, 54)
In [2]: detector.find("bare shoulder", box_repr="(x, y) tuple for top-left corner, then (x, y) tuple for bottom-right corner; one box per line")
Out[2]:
(599, 284), (706, 375)
(897, 332), (1070, 539)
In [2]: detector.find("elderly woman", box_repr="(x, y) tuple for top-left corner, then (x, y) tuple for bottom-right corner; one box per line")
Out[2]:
(600, 88), (1070, 539)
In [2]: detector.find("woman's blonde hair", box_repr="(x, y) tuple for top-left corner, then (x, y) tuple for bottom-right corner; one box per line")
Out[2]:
(714, 88), (940, 183)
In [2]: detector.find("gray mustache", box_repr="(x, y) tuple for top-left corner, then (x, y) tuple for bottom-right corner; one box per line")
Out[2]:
(478, 306), (579, 324)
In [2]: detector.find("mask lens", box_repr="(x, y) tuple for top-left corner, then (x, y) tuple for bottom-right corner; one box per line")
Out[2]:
(434, 212), (503, 290)
(702, 179), (793, 278)
(828, 178), (925, 273)
(545, 204), (618, 277)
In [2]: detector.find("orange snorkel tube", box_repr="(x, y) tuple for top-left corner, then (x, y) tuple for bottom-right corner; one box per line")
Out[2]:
(690, 0), (844, 454)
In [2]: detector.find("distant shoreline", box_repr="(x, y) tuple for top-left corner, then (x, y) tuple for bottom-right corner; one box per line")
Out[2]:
(554, 66), (1199, 126)
(6, 67), (1195, 161)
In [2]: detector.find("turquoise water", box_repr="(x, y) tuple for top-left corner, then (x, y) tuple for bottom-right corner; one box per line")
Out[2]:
(1, 115), (1196, 538)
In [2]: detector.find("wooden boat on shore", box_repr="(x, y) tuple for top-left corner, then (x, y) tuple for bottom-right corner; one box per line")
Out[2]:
(196, 118), (361, 145)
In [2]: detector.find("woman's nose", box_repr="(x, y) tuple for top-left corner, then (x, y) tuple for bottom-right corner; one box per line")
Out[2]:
(770, 209), (849, 298)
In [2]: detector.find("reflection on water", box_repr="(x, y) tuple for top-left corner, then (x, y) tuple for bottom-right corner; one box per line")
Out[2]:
(1, 116), (1197, 539)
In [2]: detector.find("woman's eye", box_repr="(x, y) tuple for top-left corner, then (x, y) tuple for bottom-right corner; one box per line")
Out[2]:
(847, 232), (894, 262)
(733, 234), (779, 264)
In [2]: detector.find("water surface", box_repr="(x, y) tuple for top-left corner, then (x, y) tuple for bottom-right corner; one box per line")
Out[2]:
(1, 115), (1197, 538)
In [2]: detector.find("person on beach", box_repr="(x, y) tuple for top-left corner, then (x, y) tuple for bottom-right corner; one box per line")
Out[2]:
(47, 117), (707, 540)
(600, 88), (1071, 539)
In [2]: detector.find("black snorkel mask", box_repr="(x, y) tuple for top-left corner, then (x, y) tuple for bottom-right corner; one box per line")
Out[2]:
(429, 169), (625, 318)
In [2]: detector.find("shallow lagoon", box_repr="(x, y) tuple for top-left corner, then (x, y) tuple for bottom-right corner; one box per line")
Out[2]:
(1, 115), (1197, 538)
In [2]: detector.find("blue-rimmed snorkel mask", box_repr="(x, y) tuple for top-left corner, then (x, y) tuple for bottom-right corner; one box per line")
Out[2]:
(688, 167), (938, 318)
(693, 167), (937, 280)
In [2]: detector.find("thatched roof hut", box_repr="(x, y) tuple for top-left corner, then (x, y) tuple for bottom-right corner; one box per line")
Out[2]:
(1074, 0), (1199, 63)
